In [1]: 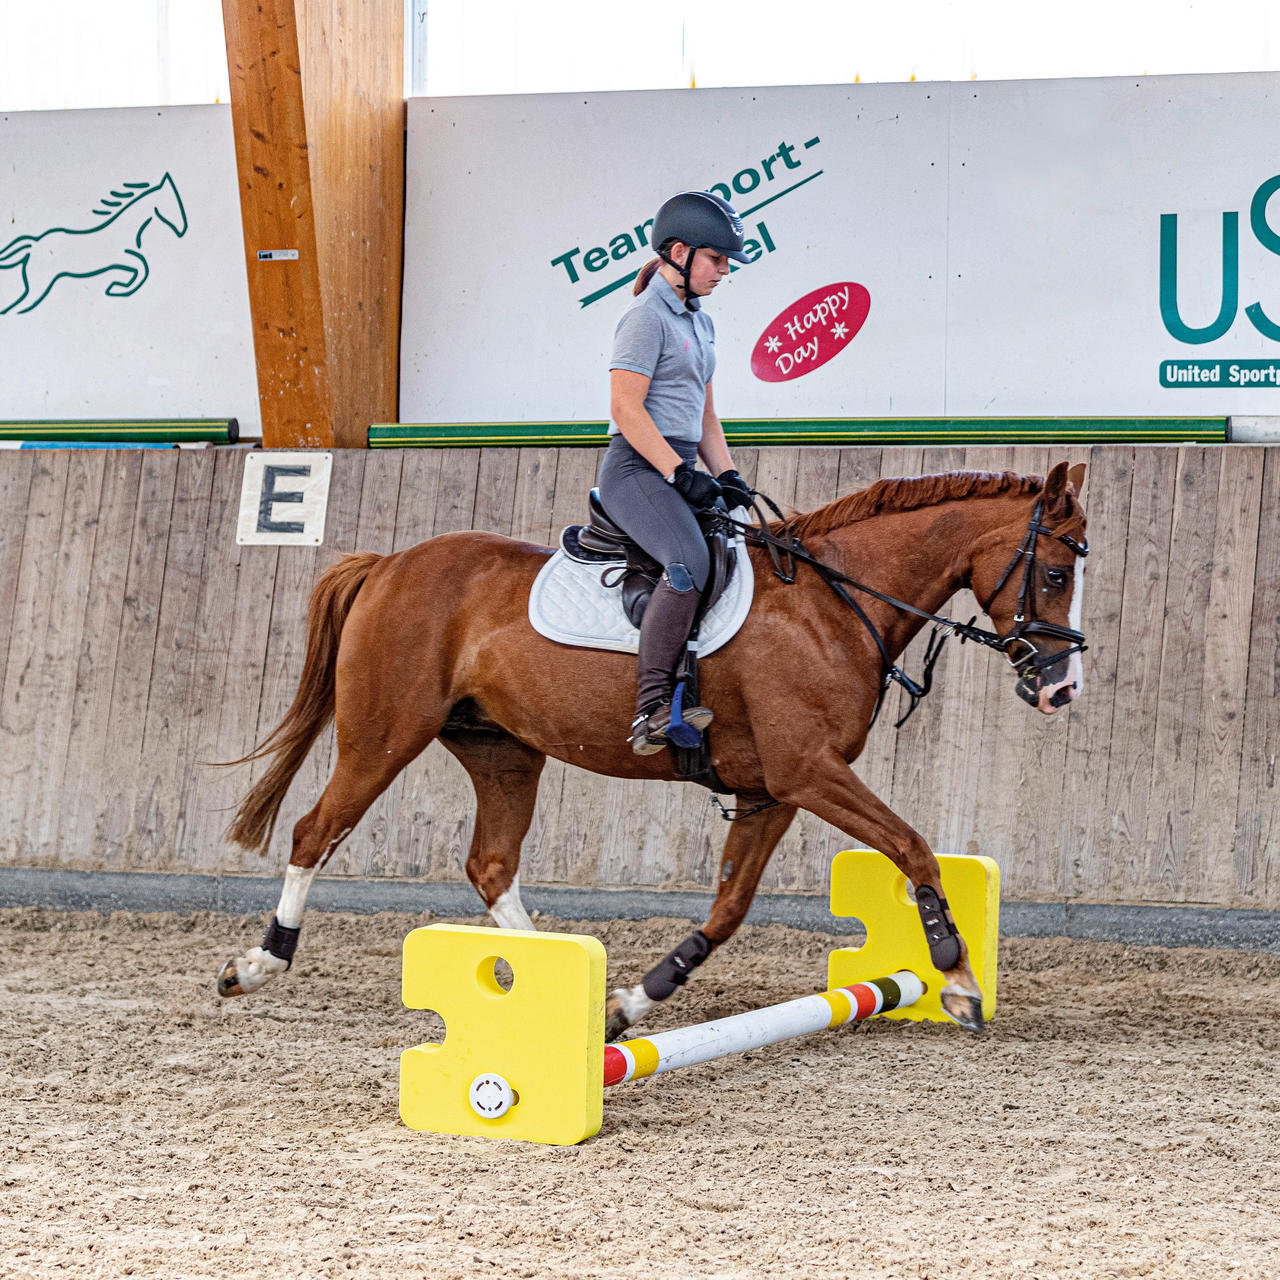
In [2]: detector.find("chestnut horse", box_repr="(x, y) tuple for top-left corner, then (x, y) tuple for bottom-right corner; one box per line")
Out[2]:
(217, 462), (1089, 1036)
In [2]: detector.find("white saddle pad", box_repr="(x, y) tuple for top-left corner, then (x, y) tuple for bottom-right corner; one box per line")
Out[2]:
(528, 535), (754, 656)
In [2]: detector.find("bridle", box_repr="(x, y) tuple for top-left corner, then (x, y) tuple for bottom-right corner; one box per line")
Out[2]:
(722, 491), (1090, 725)
(977, 497), (1090, 709)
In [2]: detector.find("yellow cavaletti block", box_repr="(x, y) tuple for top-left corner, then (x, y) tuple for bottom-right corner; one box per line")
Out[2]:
(827, 850), (1000, 1023)
(400, 924), (606, 1145)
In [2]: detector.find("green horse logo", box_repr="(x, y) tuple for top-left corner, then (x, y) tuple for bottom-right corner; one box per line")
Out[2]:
(0, 173), (188, 315)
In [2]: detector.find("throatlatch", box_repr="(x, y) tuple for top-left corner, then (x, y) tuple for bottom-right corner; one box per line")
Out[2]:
(914, 886), (961, 972)
(262, 916), (301, 968)
(642, 930), (714, 1000)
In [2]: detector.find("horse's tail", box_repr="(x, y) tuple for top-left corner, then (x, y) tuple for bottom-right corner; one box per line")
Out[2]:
(0, 235), (35, 267)
(223, 551), (382, 855)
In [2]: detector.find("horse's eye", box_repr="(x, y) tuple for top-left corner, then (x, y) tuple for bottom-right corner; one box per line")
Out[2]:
(1045, 568), (1069, 588)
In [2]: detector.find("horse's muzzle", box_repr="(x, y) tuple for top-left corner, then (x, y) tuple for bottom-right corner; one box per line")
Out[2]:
(1015, 671), (1078, 712)
(1009, 641), (1079, 714)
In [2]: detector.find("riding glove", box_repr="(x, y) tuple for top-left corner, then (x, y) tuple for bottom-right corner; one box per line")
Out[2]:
(715, 469), (753, 511)
(669, 462), (723, 509)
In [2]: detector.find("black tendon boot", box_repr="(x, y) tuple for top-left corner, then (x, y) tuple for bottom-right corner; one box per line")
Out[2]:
(631, 567), (713, 755)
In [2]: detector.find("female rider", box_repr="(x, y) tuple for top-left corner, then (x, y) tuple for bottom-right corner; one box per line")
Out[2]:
(599, 191), (755, 755)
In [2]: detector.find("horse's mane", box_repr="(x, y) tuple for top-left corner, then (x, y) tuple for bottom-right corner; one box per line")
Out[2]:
(775, 470), (1044, 540)
(91, 181), (153, 218)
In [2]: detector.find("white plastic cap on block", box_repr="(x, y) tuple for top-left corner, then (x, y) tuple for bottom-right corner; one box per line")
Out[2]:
(468, 1073), (515, 1119)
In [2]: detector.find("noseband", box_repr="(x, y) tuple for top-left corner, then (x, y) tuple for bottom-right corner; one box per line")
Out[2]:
(727, 491), (1090, 724)
(978, 498), (1090, 708)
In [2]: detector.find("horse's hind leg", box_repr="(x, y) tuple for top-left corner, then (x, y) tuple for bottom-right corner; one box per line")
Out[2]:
(217, 727), (439, 997)
(605, 797), (797, 1040)
(0, 266), (34, 314)
(12, 260), (62, 314)
(440, 730), (546, 929)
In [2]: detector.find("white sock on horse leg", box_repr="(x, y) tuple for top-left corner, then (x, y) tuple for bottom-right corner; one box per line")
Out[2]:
(277, 863), (320, 928)
(614, 984), (654, 1026)
(489, 872), (536, 930)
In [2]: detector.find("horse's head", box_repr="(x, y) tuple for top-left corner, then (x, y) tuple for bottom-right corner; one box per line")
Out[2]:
(152, 173), (188, 239)
(971, 461), (1089, 716)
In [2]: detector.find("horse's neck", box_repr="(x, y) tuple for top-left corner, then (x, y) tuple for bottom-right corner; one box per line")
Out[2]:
(820, 497), (1010, 657)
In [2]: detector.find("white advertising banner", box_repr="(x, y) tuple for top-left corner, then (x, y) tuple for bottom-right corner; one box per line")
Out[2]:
(0, 105), (259, 431)
(401, 72), (1280, 422)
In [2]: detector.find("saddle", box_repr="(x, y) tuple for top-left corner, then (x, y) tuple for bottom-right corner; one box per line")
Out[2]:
(560, 488), (736, 628)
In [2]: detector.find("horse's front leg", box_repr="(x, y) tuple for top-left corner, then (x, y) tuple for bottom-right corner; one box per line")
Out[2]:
(440, 729), (547, 931)
(104, 249), (149, 297)
(605, 797), (797, 1040)
(768, 750), (985, 1031)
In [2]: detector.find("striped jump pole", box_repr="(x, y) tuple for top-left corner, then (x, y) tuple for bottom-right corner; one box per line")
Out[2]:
(464, 971), (924, 1121)
(602, 970), (924, 1088)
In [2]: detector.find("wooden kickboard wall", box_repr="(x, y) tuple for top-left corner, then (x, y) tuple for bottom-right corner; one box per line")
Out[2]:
(1, 444), (1277, 910)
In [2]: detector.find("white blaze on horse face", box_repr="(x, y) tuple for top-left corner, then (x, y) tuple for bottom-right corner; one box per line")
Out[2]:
(1037, 567), (1086, 714)
(1067, 566), (1085, 698)
(277, 862), (320, 928)
(489, 873), (536, 931)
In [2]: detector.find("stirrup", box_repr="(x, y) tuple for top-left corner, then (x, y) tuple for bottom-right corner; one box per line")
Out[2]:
(630, 698), (713, 756)
(665, 678), (710, 748)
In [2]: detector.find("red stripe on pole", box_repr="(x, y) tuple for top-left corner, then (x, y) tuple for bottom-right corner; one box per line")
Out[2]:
(602, 1045), (628, 1087)
(851, 983), (879, 1019)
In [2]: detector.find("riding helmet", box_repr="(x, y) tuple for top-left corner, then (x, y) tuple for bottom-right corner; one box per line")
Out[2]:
(652, 191), (752, 262)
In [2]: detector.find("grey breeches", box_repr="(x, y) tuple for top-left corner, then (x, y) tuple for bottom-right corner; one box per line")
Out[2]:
(597, 435), (709, 591)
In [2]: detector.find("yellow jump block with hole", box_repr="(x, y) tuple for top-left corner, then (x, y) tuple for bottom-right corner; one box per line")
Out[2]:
(399, 924), (606, 1145)
(827, 849), (1000, 1023)
(400, 855), (999, 1145)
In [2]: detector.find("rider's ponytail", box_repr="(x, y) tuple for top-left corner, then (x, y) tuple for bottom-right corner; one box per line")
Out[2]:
(633, 237), (680, 295)
(633, 257), (662, 295)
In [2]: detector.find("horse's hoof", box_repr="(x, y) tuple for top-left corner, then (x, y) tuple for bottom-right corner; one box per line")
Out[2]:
(217, 958), (246, 998)
(217, 946), (286, 998)
(605, 992), (636, 1043)
(940, 985), (985, 1033)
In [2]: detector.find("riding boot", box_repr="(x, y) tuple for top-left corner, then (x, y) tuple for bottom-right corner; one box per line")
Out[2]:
(632, 570), (713, 755)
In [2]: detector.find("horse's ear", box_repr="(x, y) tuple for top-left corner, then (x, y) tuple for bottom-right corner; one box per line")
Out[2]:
(1067, 462), (1086, 496)
(1042, 461), (1071, 517)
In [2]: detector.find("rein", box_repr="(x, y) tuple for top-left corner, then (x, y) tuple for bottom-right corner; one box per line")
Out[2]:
(720, 489), (1090, 727)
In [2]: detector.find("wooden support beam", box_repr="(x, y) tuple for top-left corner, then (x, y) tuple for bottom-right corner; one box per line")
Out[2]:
(222, 0), (333, 448)
(222, 1), (405, 448)
(298, 1), (405, 448)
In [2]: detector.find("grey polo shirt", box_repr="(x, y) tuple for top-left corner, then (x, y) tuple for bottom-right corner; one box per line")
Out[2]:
(608, 272), (717, 443)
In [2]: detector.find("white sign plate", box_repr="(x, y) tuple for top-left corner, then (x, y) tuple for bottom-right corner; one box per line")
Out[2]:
(0, 104), (260, 433)
(237, 452), (332, 546)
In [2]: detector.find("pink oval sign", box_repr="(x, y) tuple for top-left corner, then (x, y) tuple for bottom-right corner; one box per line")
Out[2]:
(750, 282), (870, 383)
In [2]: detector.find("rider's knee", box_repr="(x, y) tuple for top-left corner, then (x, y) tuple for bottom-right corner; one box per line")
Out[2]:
(665, 548), (708, 593)
(662, 562), (697, 593)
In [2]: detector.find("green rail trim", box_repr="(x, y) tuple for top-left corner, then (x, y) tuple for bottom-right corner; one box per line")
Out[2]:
(0, 418), (239, 443)
(369, 418), (1227, 449)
